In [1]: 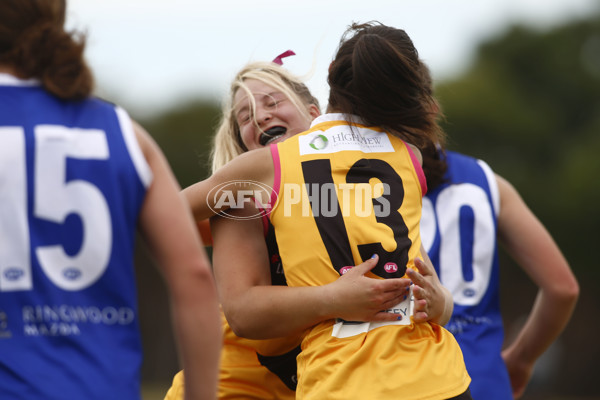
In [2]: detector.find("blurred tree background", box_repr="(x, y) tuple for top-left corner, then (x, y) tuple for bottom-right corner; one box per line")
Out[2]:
(434, 12), (600, 400)
(132, 11), (600, 400)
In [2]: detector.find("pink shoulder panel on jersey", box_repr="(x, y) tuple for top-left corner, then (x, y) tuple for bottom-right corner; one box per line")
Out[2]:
(403, 142), (428, 196)
(268, 143), (282, 215)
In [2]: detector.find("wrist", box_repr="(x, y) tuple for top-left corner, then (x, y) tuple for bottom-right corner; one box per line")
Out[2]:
(316, 283), (338, 321)
(435, 288), (453, 325)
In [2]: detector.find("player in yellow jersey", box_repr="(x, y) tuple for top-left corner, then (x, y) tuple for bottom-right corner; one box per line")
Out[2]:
(168, 58), (420, 399)
(184, 22), (473, 399)
(183, 22), (472, 399)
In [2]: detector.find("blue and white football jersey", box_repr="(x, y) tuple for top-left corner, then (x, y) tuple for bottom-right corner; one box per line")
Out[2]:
(0, 73), (152, 399)
(421, 150), (513, 400)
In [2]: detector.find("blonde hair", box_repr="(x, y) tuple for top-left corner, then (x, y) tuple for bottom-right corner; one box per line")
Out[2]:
(211, 61), (320, 172)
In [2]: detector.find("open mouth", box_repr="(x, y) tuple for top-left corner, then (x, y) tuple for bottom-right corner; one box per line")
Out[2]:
(259, 126), (287, 146)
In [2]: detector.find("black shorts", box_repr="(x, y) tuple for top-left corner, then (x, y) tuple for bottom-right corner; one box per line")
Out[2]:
(447, 387), (473, 400)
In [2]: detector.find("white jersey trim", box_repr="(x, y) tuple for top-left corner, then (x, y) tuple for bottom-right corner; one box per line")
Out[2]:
(309, 113), (365, 127)
(115, 107), (153, 188)
(0, 72), (39, 86)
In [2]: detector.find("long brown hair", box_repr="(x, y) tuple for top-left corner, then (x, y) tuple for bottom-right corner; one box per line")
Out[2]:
(327, 21), (445, 152)
(0, 0), (93, 99)
(418, 61), (448, 190)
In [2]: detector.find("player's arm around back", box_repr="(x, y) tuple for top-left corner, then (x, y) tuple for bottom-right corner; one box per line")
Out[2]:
(496, 174), (579, 399)
(182, 147), (275, 222)
(212, 206), (413, 340)
(134, 121), (221, 400)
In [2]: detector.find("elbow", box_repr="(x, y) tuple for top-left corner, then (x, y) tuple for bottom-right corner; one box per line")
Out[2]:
(222, 307), (261, 340)
(228, 322), (253, 340)
(546, 272), (580, 307)
(564, 275), (580, 304)
(225, 313), (246, 337)
(559, 269), (580, 304)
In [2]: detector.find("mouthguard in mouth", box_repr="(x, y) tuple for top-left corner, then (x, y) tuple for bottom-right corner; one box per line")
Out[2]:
(259, 126), (287, 146)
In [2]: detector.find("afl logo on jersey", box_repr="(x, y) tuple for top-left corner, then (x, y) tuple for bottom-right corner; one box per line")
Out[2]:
(339, 266), (353, 275)
(384, 262), (398, 273)
(63, 268), (82, 281)
(3, 267), (24, 281)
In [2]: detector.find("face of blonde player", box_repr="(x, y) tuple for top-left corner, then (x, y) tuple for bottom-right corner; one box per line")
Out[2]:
(233, 78), (320, 150)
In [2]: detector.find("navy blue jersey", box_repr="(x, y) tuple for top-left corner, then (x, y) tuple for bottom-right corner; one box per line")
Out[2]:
(0, 74), (152, 399)
(421, 151), (513, 400)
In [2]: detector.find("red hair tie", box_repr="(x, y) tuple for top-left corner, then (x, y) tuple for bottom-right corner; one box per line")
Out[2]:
(272, 50), (296, 65)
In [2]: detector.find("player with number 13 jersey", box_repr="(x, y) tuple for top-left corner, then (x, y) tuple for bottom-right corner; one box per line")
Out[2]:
(268, 114), (471, 400)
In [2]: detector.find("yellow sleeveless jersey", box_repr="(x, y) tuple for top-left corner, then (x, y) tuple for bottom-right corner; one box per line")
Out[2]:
(268, 113), (470, 399)
(164, 312), (298, 400)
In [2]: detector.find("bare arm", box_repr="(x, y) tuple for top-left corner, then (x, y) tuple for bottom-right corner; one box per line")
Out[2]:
(211, 205), (412, 340)
(134, 122), (222, 400)
(182, 147), (274, 222)
(495, 174), (579, 399)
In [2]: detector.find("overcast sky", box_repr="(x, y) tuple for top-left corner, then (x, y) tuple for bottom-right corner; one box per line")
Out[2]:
(66, 0), (599, 118)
